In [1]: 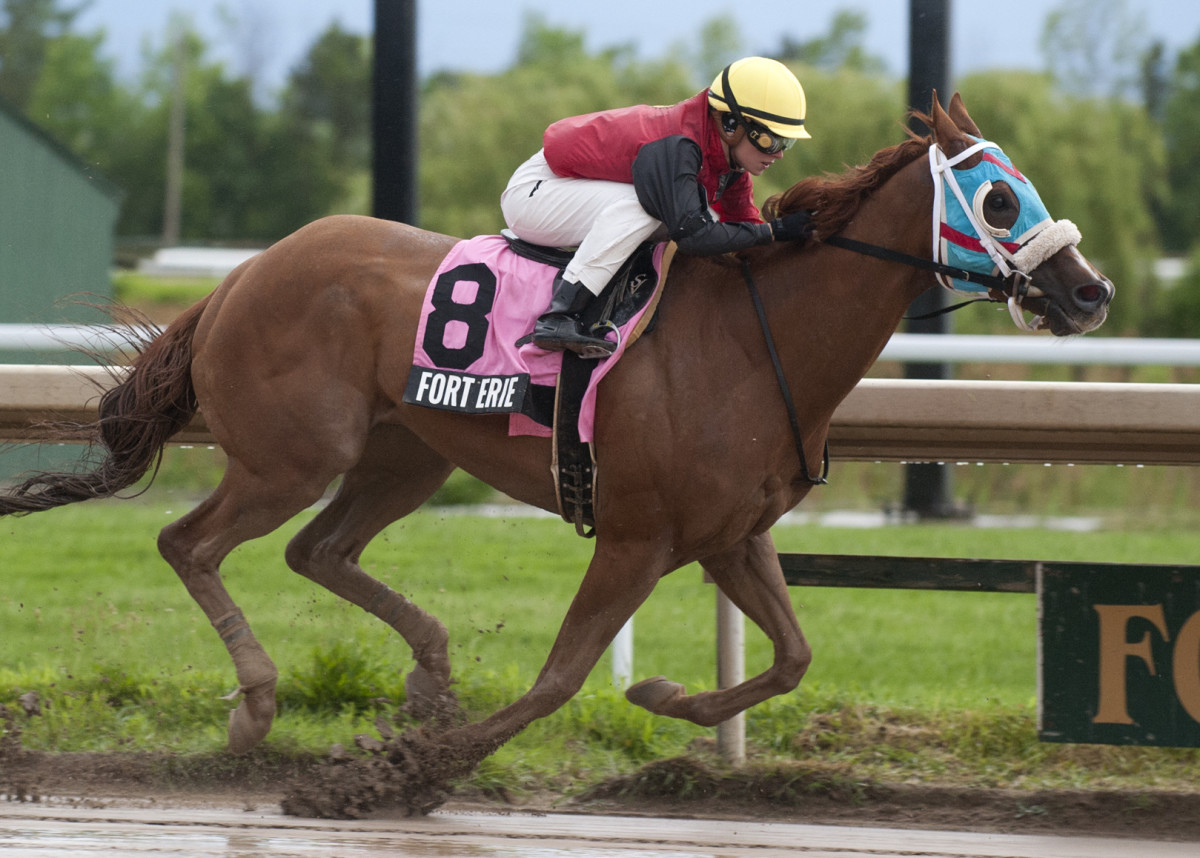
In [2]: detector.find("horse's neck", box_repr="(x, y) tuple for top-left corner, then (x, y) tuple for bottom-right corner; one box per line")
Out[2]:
(762, 192), (934, 411)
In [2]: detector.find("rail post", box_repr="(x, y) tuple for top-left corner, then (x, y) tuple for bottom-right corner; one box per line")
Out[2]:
(716, 589), (746, 764)
(903, 0), (960, 519)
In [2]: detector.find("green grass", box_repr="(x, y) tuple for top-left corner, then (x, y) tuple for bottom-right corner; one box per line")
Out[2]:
(111, 270), (221, 307)
(3, 495), (1200, 796)
(10, 500), (1188, 713)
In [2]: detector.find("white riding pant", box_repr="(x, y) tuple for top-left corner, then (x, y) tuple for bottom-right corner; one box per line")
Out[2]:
(501, 149), (665, 296)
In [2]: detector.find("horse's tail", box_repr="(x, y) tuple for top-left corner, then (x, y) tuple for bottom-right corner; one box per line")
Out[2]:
(0, 297), (210, 516)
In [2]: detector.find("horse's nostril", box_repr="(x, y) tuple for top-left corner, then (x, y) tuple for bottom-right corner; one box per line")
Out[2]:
(1075, 283), (1107, 307)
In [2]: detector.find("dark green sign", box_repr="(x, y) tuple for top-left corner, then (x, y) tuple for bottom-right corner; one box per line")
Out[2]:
(1040, 562), (1200, 747)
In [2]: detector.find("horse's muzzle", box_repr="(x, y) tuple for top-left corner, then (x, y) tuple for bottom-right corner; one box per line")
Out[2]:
(1036, 276), (1113, 335)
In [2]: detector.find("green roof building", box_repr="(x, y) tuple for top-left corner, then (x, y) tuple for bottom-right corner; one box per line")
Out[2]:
(1, 99), (124, 479)
(0, 98), (122, 333)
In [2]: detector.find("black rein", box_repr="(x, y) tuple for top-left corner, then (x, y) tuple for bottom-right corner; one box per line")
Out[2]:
(822, 233), (1008, 292)
(740, 257), (830, 487)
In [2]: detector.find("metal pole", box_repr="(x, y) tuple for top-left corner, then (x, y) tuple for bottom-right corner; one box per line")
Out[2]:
(162, 16), (187, 247)
(612, 618), (633, 689)
(373, 0), (418, 224)
(715, 589), (746, 765)
(903, 0), (960, 519)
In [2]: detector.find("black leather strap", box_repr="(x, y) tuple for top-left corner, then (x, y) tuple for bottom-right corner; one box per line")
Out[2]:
(501, 229), (576, 268)
(823, 233), (1008, 292)
(554, 349), (598, 537)
(741, 258), (829, 487)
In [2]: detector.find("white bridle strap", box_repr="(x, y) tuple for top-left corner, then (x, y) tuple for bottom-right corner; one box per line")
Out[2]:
(930, 141), (1017, 286)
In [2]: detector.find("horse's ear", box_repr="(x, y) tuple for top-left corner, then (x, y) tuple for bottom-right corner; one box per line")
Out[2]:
(947, 92), (982, 137)
(930, 90), (964, 149)
(929, 90), (980, 163)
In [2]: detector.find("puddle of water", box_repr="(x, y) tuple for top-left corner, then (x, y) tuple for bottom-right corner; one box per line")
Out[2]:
(0, 823), (722, 857)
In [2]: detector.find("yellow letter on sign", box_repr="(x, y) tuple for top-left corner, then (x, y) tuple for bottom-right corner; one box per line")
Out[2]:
(1092, 604), (1169, 725)
(1173, 612), (1200, 723)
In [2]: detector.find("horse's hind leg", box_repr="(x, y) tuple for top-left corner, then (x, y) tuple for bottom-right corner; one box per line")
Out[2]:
(158, 459), (337, 753)
(284, 424), (458, 719)
(625, 531), (812, 726)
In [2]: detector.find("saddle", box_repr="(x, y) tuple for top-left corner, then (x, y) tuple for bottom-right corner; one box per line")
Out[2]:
(504, 231), (671, 537)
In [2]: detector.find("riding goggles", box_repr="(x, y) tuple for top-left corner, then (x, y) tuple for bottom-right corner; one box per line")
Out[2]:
(744, 119), (797, 155)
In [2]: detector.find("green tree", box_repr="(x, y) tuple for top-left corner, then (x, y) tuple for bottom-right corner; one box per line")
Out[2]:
(1158, 38), (1200, 253)
(108, 18), (349, 242)
(1039, 0), (1148, 100)
(281, 22), (371, 172)
(0, 0), (80, 109)
(778, 10), (888, 76)
(1140, 40), (1170, 121)
(676, 14), (744, 87)
(1144, 247), (1200, 338)
(25, 30), (136, 179)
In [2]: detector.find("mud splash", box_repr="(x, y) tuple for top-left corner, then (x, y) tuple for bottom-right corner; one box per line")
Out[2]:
(280, 717), (491, 819)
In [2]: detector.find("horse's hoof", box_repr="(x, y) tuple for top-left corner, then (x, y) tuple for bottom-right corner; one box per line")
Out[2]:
(226, 683), (277, 754)
(404, 664), (459, 725)
(625, 675), (686, 715)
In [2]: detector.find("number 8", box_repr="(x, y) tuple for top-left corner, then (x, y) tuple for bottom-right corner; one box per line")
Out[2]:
(422, 262), (497, 370)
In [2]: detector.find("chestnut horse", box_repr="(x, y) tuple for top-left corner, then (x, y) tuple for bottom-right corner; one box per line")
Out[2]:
(2, 96), (1111, 788)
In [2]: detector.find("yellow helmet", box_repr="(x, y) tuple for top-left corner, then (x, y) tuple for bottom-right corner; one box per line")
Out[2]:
(708, 57), (811, 145)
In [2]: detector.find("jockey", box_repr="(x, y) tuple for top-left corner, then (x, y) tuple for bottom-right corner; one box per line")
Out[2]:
(502, 56), (815, 357)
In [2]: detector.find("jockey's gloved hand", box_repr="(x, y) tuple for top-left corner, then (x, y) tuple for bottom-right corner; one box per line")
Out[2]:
(770, 210), (813, 243)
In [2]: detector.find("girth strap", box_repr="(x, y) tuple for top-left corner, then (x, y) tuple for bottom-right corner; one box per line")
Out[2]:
(553, 349), (598, 538)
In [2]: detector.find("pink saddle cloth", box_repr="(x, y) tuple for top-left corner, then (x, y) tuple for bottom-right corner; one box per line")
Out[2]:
(404, 235), (668, 442)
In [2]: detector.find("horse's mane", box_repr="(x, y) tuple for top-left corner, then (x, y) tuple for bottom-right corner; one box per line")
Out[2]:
(763, 119), (933, 238)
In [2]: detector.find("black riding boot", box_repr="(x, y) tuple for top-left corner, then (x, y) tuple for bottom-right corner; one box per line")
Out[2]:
(532, 275), (616, 357)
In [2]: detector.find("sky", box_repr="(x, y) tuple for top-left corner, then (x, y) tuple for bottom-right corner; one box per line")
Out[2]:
(74, 1), (1200, 95)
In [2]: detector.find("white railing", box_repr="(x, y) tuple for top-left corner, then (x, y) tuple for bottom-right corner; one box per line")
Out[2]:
(880, 333), (1200, 366)
(0, 324), (145, 355)
(5, 324), (1199, 366)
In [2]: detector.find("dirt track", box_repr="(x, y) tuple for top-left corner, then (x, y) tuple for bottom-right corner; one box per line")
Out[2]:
(4, 799), (1199, 857)
(3, 750), (1200, 855)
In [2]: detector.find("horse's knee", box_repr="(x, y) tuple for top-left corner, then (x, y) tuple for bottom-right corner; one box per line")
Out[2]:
(525, 671), (586, 719)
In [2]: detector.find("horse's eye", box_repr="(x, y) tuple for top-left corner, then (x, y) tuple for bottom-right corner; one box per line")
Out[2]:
(987, 193), (1010, 212)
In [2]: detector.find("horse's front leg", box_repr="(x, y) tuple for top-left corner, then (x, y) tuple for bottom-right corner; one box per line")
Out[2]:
(426, 539), (665, 765)
(625, 531), (811, 726)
